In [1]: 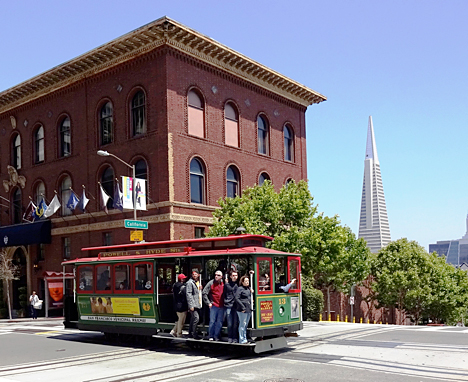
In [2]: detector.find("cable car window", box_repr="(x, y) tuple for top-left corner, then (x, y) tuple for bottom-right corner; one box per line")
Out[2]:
(288, 257), (301, 292)
(257, 257), (272, 293)
(274, 256), (286, 293)
(158, 264), (174, 294)
(78, 266), (93, 292)
(96, 265), (111, 291)
(114, 264), (131, 292)
(134, 263), (153, 293)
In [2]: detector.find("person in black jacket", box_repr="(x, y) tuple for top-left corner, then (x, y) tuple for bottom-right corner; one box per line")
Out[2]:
(235, 275), (253, 344)
(170, 274), (188, 338)
(224, 271), (239, 343)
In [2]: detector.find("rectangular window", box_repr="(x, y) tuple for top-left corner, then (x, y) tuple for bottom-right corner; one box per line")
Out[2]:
(225, 119), (239, 147)
(288, 256), (301, 292)
(158, 264), (174, 294)
(114, 264), (131, 292)
(194, 227), (205, 238)
(96, 265), (112, 292)
(188, 107), (204, 138)
(257, 257), (272, 294)
(103, 232), (113, 246)
(134, 262), (153, 293)
(63, 237), (70, 259)
(77, 265), (94, 293)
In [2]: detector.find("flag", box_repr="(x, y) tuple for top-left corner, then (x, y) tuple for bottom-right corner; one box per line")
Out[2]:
(100, 184), (110, 213)
(23, 201), (36, 222)
(113, 183), (123, 211)
(33, 198), (48, 221)
(44, 195), (61, 218)
(66, 191), (80, 211)
(78, 188), (89, 213)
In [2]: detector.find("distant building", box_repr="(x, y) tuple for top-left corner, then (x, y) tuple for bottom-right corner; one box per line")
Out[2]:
(429, 214), (468, 266)
(358, 116), (391, 253)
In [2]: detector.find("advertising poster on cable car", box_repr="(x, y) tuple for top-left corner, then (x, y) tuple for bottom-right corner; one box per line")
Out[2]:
(48, 281), (64, 308)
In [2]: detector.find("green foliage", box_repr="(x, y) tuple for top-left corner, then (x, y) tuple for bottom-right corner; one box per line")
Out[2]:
(210, 180), (372, 318)
(372, 238), (468, 324)
(302, 276), (324, 321)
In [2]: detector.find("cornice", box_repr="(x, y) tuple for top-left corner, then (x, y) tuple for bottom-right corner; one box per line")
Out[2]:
(0, 17), (325, 115)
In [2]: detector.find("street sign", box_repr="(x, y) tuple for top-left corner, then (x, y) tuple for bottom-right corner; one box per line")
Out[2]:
(124, 220), (148, 230)
(349, 296), (355, 305)
(130, 230), (143, 241)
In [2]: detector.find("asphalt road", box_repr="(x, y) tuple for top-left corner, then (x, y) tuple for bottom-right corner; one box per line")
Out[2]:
(0, 319), (467, 381)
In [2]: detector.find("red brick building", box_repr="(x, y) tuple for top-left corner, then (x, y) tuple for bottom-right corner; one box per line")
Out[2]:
(0, 17), (325, 314)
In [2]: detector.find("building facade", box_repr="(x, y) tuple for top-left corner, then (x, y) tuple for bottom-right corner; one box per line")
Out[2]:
(429, 213), (468, 266)
(358, 116), (391, 253)
(0, 17), (325, 313)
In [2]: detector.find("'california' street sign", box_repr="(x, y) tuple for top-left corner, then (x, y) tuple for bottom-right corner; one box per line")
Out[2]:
(124, 220), (148, 230)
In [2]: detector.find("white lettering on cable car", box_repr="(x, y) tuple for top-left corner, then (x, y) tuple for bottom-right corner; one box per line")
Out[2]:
(81, 315), (156, 323)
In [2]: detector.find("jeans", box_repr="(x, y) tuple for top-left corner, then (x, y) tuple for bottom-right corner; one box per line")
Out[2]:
(189, 308), (200, 338)
(226, 307), (239, 341)
(172, 311), (187, 337)
(209, 305), (225, 339)
(237, 311), (251, 344)
(30, 305), (37, 319)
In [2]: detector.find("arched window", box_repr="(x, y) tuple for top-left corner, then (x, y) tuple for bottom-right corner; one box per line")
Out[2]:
(190, 158), (205, 204)
(101, 167), (114, 210)
(225, 103), (239, 147)
(59, 117), (71, 157)
(12, 188), (22, 224)
(257, 115), (269, 155)
(131, 91), (146, 136)
(188, 90), (204, 138)
(284, 125), (294, 162)
(135, 159), (148, 180)
(11, 134), (21, 170)
(33, 126), (45, 164)
(259, 172), (270, 186)
(34, 182), (45, 205)
(60, 176), (72, 216)
(100, 102), (113, 145)
(226, 166), (240, 198)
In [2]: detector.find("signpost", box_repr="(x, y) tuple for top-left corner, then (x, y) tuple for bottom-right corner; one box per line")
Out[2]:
(130, 230), (143, 242)
(124, 220), (148, 230)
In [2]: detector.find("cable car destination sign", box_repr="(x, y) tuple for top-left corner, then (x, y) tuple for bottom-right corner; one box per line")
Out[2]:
(99, 246), (188, 258)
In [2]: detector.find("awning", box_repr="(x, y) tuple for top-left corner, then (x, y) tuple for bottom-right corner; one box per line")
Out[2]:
(43, 271), (74, 280)
(0, 220), (51, 247)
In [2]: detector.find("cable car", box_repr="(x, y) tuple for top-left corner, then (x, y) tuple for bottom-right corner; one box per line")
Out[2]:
(62, 234), (302, 353)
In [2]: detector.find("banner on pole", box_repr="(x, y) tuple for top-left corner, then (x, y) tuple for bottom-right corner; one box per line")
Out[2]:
(122, 176), (146, 211)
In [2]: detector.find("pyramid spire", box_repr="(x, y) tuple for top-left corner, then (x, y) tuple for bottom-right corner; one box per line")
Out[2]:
(358, 116), (391, 253)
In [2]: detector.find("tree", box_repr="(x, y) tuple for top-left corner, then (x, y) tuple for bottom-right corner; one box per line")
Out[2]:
(372, 238), (432, 324)
(0, 250), (19, 319)
(210, 180), (371, 318)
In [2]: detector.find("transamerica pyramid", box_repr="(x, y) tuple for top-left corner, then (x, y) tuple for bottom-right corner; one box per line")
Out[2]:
(358, 116), (391, 253)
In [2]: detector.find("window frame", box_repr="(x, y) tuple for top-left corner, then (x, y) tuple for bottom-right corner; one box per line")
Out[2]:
(95, 264), (112, 294)
(287, 256), (301, 293)
(12, 187), (22, 225)
(187, 89), (205, 138)
(259, 172), (270, 186)
(12, 134), (21, 169)
(59, 117), (71, 158)
(256, 256), (273, 295)
(77, 265), (94, 293)
(133, 262), (154, 294)
(189, 158), (205, 204)
(60, 175), (72, 216)
(100, 101), (114, 146)
(131, 90), (146, 137)
(284, 125), (294, 162)
(226, 165), (240, 198)
(100, 166), (115, 210)
(113, 263), (132, 294)
(257, 115), (269, 155)
(224, 102), (239, 147)
(34, 125), (45, 164)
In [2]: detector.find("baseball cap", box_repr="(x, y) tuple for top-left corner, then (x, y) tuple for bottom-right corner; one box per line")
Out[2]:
(178, 274), (187, 280)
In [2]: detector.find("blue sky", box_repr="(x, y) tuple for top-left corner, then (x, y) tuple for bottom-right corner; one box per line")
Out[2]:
(1, 1), (467, 249)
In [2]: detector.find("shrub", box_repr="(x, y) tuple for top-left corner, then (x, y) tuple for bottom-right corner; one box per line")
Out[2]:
(302, 276), (324, 321)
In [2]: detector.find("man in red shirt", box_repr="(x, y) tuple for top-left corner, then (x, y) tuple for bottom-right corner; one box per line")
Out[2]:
(203, 270), (225, 341)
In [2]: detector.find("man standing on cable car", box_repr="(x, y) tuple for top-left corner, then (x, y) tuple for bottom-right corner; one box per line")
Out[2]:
(203, 270), (225, 341)
(186, 270), (203, 340)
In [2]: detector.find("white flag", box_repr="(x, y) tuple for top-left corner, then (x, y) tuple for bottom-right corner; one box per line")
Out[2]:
(100, 184), (110, 213)
(44, 195), (61, 218)
(80, 188), (89, 212)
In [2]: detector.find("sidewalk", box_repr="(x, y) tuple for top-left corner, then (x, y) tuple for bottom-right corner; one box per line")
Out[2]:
(0, 316), (64, 323)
